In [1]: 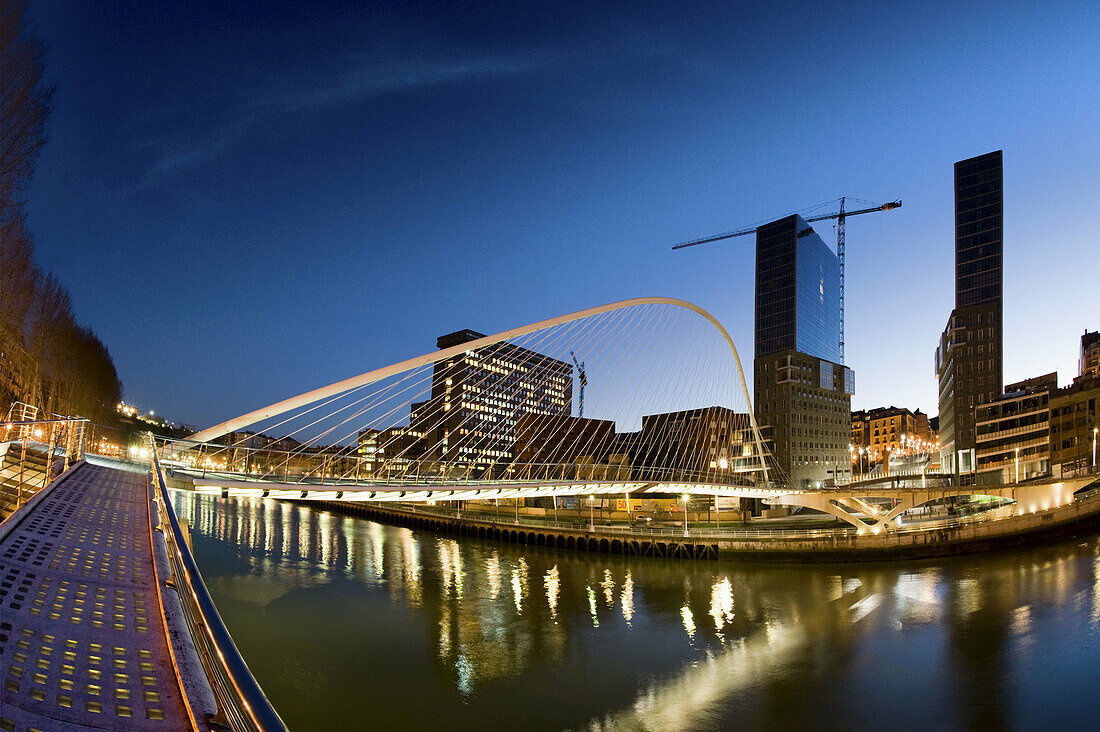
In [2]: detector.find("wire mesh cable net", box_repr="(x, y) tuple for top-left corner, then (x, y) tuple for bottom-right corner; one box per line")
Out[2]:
(157, 299), (786, 493)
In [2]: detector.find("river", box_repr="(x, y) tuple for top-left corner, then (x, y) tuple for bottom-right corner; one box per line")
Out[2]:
(172, 491), (1100, 731)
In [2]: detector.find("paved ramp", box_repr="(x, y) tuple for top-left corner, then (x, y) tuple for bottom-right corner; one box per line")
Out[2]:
(0, 463), (192, 730)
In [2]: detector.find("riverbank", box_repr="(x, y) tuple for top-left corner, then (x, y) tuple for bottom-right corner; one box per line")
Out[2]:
(308, 486), (1100, 562)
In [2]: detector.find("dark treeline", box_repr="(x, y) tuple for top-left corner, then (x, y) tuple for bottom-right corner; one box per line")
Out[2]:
(0, 0), (122, 424)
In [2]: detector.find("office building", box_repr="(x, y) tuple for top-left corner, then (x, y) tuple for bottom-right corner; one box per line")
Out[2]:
(754, 214), (855, 488)
(512, 413), (617, 479)
(633, 406), (757, 481)
(412, 329), (573, 471)
(1049, 374), (1100, 477)
(975, 373), (1056, 484)
(1079, 330), (1100, 381)
(936, 150), (1004, 481)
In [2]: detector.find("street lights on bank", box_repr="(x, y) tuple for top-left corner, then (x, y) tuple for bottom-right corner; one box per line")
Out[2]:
(681, 494), (689, 538)
(1093, 427), (1098, 471)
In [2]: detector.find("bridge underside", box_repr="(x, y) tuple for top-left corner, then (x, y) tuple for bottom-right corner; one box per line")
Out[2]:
(769, 476), (1096, 532)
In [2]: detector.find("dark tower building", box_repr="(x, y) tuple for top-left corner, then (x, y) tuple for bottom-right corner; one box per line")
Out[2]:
(754, 214), (854, 489)
(936, 150), (1004, 481)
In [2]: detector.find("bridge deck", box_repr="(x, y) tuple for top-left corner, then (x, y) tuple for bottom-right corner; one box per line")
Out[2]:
(0, 463), (192, 730)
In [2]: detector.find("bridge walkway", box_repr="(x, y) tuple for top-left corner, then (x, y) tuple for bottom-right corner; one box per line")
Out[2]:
(0, 462), (193, 730)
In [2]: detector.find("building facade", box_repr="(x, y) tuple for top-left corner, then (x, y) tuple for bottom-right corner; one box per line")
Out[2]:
(851, 406), (933, 465)
(975, 373), (1056, 484)
(1079, 330), (1100, 381)
(633, 406), (757, 482)
(512, 413), (617, 479)
(411, 329), (573, 472)
(936, 150), (1004, 481)
(1049, 374), (1100, 477)
(754, 214), (854, 488)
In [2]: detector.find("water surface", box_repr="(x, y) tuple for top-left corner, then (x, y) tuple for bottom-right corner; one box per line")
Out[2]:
(173, 492), (1100, 730)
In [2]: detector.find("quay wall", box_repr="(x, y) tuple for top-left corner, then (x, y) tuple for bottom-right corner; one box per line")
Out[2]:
(307, 492), (1100, 563)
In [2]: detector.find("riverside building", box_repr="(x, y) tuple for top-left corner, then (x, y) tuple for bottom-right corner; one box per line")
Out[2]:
(753, 214), (855, 489)
(936, 150), (1004, 482)
(412, 329), (573, 471)
(975, 373), (1056, 484)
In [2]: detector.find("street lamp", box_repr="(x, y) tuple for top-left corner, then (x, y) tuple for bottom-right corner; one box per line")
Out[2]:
(681, 494), (689, 538)
(1093, 427), (1098, 471)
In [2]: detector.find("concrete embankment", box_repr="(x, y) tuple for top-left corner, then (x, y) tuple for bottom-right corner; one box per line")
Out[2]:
(309, 490), (1100, 563)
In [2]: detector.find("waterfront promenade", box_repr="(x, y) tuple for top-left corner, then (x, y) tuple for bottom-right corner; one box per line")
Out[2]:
(0, 455), (285, 732)
(0, 462), (195, 729)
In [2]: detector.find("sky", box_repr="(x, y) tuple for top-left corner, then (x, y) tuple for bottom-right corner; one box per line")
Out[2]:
(23, 0), (1100, 430)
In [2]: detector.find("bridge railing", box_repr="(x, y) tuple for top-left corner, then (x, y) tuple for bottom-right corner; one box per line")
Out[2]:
(1, 416), (88, 518)
(148, 436), (287, 732)
(153, 434), (773, 490)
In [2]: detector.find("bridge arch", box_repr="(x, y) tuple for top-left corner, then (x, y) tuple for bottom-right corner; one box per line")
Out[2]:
(186, 297), (768, 482)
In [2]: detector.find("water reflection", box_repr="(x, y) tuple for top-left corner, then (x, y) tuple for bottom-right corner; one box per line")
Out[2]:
(173, 492), (1100, 731)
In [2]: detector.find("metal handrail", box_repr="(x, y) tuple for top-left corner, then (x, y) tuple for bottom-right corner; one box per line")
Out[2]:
(149, 436), (287, 732)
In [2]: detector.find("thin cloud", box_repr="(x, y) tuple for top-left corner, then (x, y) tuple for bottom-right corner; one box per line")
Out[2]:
(135, 51), (565, 190)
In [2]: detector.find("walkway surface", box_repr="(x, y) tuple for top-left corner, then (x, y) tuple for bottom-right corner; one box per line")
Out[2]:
(0, 462), (191, 731)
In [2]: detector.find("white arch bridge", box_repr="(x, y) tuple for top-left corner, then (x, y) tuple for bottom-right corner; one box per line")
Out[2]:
(160, 296), (1097, 531)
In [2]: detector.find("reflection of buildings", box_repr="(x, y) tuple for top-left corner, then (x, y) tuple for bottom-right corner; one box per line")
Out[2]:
(176, 489), (1100, 727)
(412, 329), (573, 471)
(937, 151), (1004, 482)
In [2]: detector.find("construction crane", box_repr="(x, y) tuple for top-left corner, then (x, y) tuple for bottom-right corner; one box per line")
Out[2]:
(673, 197), (901, 361)
(570, 350), (587, 418)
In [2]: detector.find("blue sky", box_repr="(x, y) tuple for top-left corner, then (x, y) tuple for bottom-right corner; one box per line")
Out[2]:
(25, 0), (1100, 429)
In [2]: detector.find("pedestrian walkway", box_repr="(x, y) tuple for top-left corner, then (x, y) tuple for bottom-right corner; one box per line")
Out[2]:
(0, 462), (192, 730)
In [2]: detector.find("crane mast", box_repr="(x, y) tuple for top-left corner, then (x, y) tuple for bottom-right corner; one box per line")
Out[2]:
(570, 350), (587, 418)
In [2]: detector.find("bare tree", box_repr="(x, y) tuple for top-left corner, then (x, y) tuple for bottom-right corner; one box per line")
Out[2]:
(0, 1), (123, 423)
(0, 0), (54, 211)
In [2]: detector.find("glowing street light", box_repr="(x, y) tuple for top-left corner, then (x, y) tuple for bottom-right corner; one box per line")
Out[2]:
(681, 494), (690, 538)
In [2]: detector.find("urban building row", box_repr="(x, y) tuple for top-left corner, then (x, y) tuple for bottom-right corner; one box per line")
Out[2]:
(974, 332), (1100, 483)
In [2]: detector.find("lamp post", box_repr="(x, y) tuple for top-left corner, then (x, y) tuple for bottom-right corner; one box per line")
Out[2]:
(1015, 447), (1020, 484)
(681, 494), (689, 538)
(1093, 427), (1098, 471)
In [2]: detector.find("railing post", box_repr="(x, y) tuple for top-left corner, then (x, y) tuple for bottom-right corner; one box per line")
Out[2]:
(17, 436), (28, 508)
(62, 422), (72, 472)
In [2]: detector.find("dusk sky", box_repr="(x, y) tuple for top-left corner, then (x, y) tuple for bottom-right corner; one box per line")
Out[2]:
(24, 0), (1100, 430)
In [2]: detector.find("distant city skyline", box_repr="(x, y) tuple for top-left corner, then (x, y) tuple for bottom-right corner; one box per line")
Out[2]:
(22, 1), (1100, 429)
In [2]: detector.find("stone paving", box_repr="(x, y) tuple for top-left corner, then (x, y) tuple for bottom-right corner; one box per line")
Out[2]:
(0, 463), (191, 731)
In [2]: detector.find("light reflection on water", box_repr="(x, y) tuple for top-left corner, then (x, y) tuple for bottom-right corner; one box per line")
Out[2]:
(174, 491), (1100, 731)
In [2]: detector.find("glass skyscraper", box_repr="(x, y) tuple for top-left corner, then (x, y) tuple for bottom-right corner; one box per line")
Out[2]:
(754, 214), (852, 489)
(755, 215), (842, 363)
